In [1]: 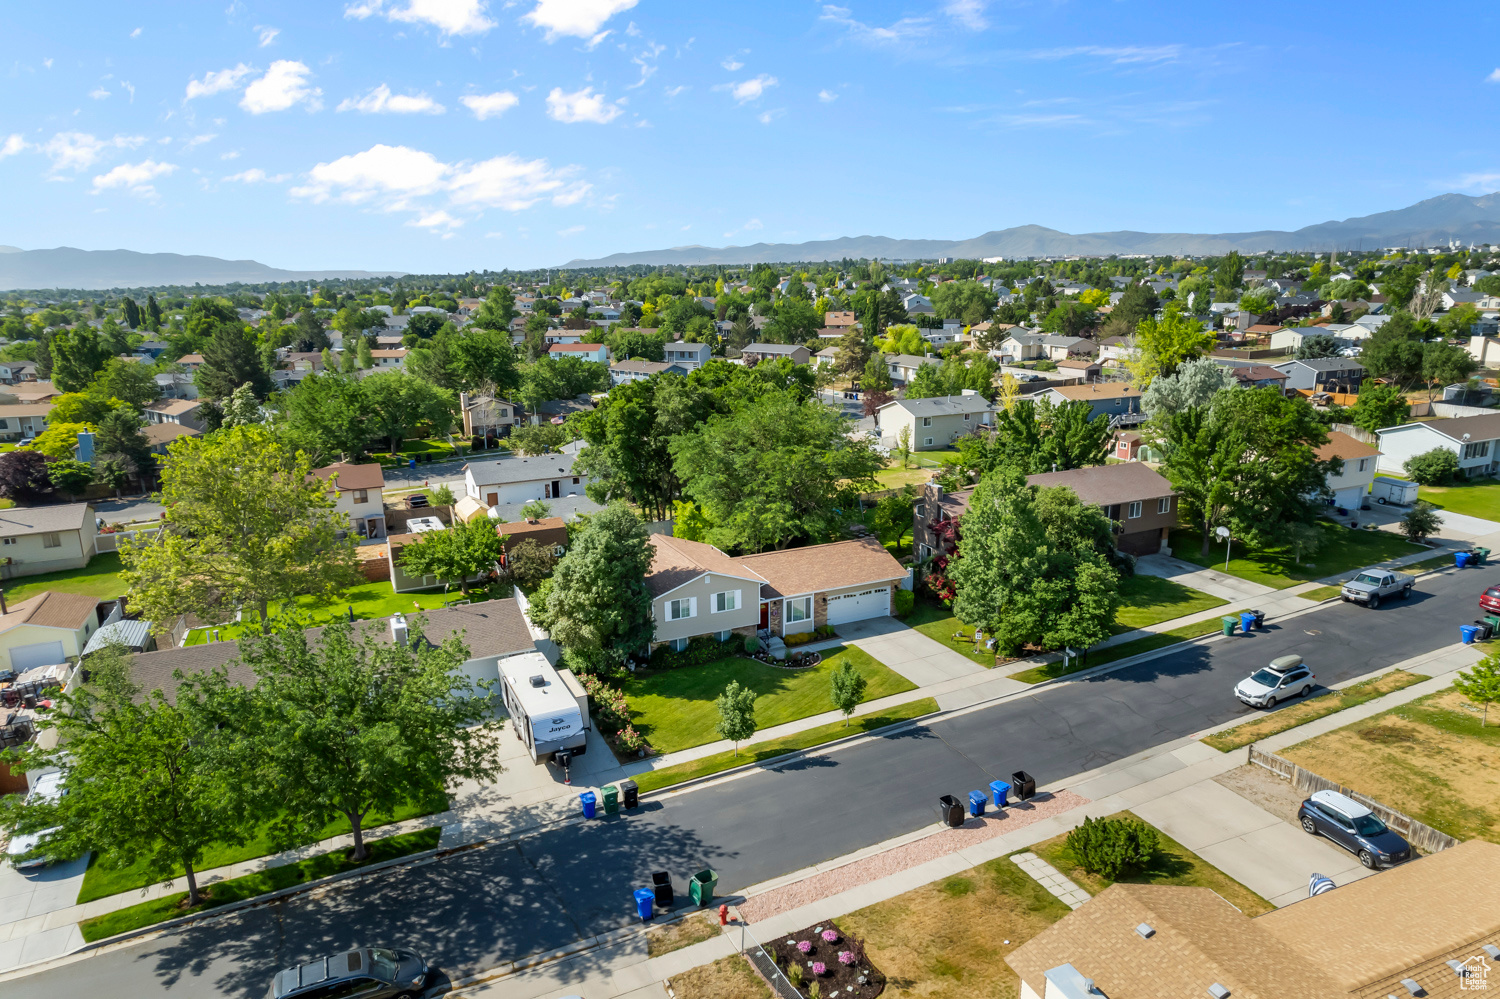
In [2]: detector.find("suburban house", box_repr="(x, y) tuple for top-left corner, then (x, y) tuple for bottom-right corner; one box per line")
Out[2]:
(310, 461), (387, 540)
(546, 343), (611, 364)
(459, 393), (521, 439)
(0, 404), (52, 441)
(368, 348), (407, 370)
(813, 347), (840, 369)
(884, 353), (936, 385)
(0, 503), (99, 578)
(1315, 431), (1381, 510)
(142, 422), (202, 454)
(824, 311), (857, 328)
(175, 354), (206, 371)
(496, 516), (569, 559)
(463, 453), (590, 508)
(0, 361), (39, 384)
(154, 371), (199, 400)
(609, 359), (688, 386)
(1041, 382), (1145, 425)
(1000, 332), (1097, 363)
(914, 481), (975, 561)
(902, 293), (935, 315)
(1224, 363), (1291, 390)
(1026, 462), (1178, 555)
(740, 343), (810, 366)
(386, 520), (496, 593)
(874, 393), (996, 450)
(1007, 839), (1500, 999)
(1376, 412), (1500, 478)
(144, 398), (208, 432)
(0, 591), (114, 673)
(1055, 358), (1102, 381)
(664, 341), (712, 370)
(644, 534), (908, 650)
(1272, 357), (1365, 394)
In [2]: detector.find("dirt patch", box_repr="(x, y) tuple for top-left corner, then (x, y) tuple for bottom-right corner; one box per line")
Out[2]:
(1281, 688), (1500, 843)
(647, 912), (721, 959)
(670, 954), (774, 999)
(768, 921), (885, 999)
(1213, 764), (1307, 826)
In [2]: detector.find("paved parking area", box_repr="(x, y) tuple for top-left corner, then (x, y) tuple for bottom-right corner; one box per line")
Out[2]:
(836, 616), (992, 686)
(0, 854), (90, 969)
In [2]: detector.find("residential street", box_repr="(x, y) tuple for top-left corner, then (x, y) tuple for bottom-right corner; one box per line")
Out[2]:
(5, 560), (1493, 998)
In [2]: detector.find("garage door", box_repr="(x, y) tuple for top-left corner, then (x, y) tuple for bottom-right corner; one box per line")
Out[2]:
(826, 587), (891, 626)
(9, 641), (66, 672)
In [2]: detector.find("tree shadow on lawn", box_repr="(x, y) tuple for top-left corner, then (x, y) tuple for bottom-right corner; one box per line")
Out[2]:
(144, 809), (724, 997)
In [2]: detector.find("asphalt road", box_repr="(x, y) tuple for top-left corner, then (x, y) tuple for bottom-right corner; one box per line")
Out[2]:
(8, 560), (1491, 998)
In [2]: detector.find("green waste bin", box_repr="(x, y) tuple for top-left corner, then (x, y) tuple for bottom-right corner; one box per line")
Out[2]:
(689, 868), (719, 906)
(603, 784), (619, 815)
(1476, 547), (1492, 565)
(1221, 616), (1238, 637)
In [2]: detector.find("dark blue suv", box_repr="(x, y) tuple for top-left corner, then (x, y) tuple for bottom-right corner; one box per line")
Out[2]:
(1298, 790), (1412, 869)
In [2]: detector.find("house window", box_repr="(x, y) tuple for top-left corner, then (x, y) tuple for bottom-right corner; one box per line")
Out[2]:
(573, 477), (580, 484)
(788, 596), (812, 623)
(923, 437), (933, 447)
(353, 489), (368, 505)
(718, 630), (733, 642)
(713, 590), (740, 613)
(1465, 441), (1491, 460)
(42, 532), (61, 549)
(963, 412), (971, 422)
(1157, 497), (1171, 514)
(1, 537), (14, 546)
(922, 417), (932, 427)
(1127, 501), (1142, 519)
(668, 597), (696, 620)
(673, 637), (689, 652)
(1357, 458), (1369, 473)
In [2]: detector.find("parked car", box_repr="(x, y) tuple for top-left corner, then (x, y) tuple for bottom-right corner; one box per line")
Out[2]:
(1233, 654), (1316, 708)
(406, 494), (430, 510)
(6, 770), (66, 870)
(1481, 585), (1500, 614)
(1340, 569), (1414, 608)
(16, 437), (33, 447)
(1297, 789), (1412, 869)
(269, 947), (428, 999)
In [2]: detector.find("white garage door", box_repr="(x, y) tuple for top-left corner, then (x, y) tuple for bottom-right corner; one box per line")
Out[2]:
(826, 587), (891, 626)
(10, 641), (66, 672)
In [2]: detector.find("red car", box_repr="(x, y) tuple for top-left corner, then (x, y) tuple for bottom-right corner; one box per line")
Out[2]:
(1481, 586), (1500, 613)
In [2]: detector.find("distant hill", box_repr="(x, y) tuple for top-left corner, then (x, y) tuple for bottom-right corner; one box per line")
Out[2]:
(560, 193), (1500, 268)
(0, 246), (405, 291)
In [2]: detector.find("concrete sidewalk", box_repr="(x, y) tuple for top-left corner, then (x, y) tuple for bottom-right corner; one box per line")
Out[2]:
(1137, 553), (1279, 602)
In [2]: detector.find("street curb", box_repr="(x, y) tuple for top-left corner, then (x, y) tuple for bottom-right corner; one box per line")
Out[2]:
(0, 834), (465, 985)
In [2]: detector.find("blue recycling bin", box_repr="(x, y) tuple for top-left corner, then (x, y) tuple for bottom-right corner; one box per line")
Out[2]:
(990, 779), (1011, 808)
(634, 887), (655, 921)
(580, 790), (597, 819)
(408, 458), (417, 469)
(1457, 552), (1472, 568)
(1461, 625), (1481, 645)
(1239, 611), (1257, 634)
(968, 790), (986, 817)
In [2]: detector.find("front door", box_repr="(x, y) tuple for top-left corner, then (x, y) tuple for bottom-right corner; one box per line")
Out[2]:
(551, 480), (562, 497)
(486, 492), (498, 507)
(759, 601), (769, 629)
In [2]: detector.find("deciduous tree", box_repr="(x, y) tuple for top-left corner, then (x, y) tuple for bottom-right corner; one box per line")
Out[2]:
(398, 516), (502, 597)
(1347, 383), (1409, 433)
(1454, 654), (1500, 726)
(828, 660), (868, 727)
(362, 372), (455, 454)
(715, 680), (757, 756)
(0, 450), (53, 502)
(542, 503), (655, 665)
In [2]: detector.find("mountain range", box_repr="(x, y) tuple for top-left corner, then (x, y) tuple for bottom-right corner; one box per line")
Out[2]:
(0, 246), (404, 292)
(560, 193), (1500, 268)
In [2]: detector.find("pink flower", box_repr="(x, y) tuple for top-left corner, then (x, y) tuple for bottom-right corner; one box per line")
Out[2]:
(811, 962), (827, 976)
(838, 951), (855, 965)
(796, 940), (813, 954)
(821, 929), (839, 944)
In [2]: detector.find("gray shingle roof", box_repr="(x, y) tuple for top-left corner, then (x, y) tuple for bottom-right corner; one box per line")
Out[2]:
(886, 394), (995, 417)
(1275, 358), (1366, 373)
(0, 502), (92, 538)
(466, 454), (582, 487)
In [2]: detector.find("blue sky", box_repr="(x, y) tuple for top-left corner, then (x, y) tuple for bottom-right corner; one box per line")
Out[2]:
(3, 1), (1500, 273)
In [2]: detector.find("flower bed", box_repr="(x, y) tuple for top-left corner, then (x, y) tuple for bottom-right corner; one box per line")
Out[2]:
(742, 650), (822, 670)
(768, 921), (884, 999)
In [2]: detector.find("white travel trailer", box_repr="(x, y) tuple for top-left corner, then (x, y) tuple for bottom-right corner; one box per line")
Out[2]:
(498, 652), (590, 764)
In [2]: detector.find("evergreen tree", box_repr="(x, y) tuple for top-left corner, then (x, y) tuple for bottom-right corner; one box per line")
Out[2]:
(196, 321), (273, 400)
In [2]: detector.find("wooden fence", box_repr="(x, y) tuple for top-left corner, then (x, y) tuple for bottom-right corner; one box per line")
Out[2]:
(1248, 745), (1458, 855)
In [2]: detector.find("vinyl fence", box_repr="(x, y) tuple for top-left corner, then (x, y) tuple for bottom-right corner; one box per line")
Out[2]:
(95, 526), (161, 553)
(1247, 745), (1458, 855)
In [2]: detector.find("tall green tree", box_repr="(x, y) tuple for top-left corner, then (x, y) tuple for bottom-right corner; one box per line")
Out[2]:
(714, 680), (757, 756)
(93, 407), (156, 487)
(196, 321), (273, 400)
(398, 516), (503, 597)
(469, 285), (517, 331)
(1140, 356), (1238, 416)
(1347, 383), (1409, 433)
(959, 396), (1110, 475)
(92, 357), (162, 410)
(1359, 311), (1429, 391)
(49, 327), (111, 393)
(1422, 341), (1478, 399)
(450, 327), (522, 395)
(951, 473), (1122, 656)
(277, 372), (372, 464)
(121, 296), (141, 329)
(1122, 307), (1215, 385)
(541, 503), (655, 665)
(362, 371), (455, 453)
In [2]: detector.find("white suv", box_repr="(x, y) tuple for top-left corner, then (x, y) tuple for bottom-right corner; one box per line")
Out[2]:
(5, 770), (66, 870)
(1233, 654), (1316, 709)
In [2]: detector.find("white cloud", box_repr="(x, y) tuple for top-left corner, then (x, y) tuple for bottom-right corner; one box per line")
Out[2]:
(89, 87), (111, 100)
(410, 209), (463, 230)
(449, 154), (589, 208)
(221, 150), (241, 160)
(185, 64), (255, 101)
(522, 0), (637, 41)
(1452, 171), (1500, 192)
(129, 27), (142, 38)
(819, 5), (930, 44)
(1488, 68), (1500, 83)
(121, 81), (135, 102)
(818, 89), (838, 102)
(944, 0), (987, 30)
(225, 168), (290, 183)
(0, 134), (27, 158)
(719, 74), (777, 103)
(557, 224), (584, 236)
(258, 26), (280, 46)
(41, 132), (144, 172)
(293, 144), (450, 205)
(338, 84), (445, 114)
(91, 159), (176, 197)
(184, 133), (218, 149)
(345, 0), (496, 36)
(744, 219), (762, 229)
(721, 58), (743, 71)
(664, 85), (688, 97)
(545, 86), (623, 124)
(757, 108), (784, 124)
(1021, 44), (1182, 64)
(460, 91), (519, 119)
(241, 61), (322, 114)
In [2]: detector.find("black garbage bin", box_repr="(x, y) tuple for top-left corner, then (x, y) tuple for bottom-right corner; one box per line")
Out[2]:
(620, 779), (639, 809)
(652, 871), (673, 907)
(937, 794), (965, 828)
(1475, 620), (1495, 641)
(1253, 609), (1266, 629)
(1010, 771), (1036, 801)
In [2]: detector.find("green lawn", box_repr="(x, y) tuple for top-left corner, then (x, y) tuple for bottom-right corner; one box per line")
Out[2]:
(1112, 574), (1226, 633)
(625, 646), (917, 754)
(1169, 521), (1424, 589)
(869, 464), (933, 492)
(1299, 585), (1344, 602)
(1410, 476), (1500, 521)
(79, 827), (441, 943)
(371, 438), (465, 467)
(3, 552), (127, 601)
(184, 581), (494, 645)
(77, 792), (449, 902)
(632, 698), (938, 794)
(1009, 613), (1242, 684)
(905, 600), (996, 667)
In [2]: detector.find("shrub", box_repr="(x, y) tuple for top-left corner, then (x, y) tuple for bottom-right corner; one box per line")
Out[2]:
(616, 725), (649, 754)
(811, 962), (827, 977)
(820, 929), (839, 944)
(1034, 358), (1058, 372)
(893, 588), (915, 617)
(796, 939), (813, 954)
(784, 632), (812, 647)
(814, 624), (837, 638)
(648, 635), (734, 670)
(788, 963), (803, 987)
(809, 981), (820, 999)
(743, 635), (760, 653)
(1065, 816), (1160, 880)
(577, 673), (631, 734)
(1404, 447), (1460, 486)
(1400, 500), (1443, 542)
(838, 951), (855, 966)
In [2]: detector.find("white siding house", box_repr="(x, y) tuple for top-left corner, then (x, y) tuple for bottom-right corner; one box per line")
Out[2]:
(1375, 414), (1500, 478)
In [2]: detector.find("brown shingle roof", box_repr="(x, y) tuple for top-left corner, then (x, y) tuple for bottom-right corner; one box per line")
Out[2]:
(1315, 430), (1381, 463)
(147, 398), (202, 417)
(1026, 462), (1174, 506)
(311, 461), (386, 492)
(1050, 382), (1142, 401)
(142, 422), (202, 446)
(1230, 364), (1290, 383)
(733, 537), (906, 599)
(1413, 413), (1500, 444)
(0, 403), (56, 417)
(645, 535), (764, 598)
(0, 590), (99, 633)
(497, 516), (568, 553)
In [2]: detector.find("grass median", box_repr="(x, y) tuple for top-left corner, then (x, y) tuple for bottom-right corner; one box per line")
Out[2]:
(1008, 614), (1242, 685)
(79, 827), (441, 943)
(1202, 670), (1430, 752)
(633, 697), (939, 795)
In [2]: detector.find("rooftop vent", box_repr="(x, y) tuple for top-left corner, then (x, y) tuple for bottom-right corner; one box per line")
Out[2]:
(390, 613), (408, 647)
(1400, 979), (1425, 996)
(1485, 946), (1500, 960)
(1208, 985), (1230, 999)
(529, 674), (546, 688)
(1135, 923), (1155, 939)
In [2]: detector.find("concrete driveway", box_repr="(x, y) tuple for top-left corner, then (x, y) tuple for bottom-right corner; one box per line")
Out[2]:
(836, 616), (990, 686)
(0, 853), (89, 970)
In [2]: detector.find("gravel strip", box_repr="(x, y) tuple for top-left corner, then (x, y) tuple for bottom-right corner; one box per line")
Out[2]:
(737, 789), (1088, 924)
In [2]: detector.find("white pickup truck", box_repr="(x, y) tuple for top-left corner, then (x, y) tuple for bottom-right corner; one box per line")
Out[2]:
(1341, 570), (1414, 608)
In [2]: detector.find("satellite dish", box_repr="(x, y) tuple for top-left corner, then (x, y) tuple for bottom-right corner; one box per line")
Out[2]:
(1215, 526), (1231, 540)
